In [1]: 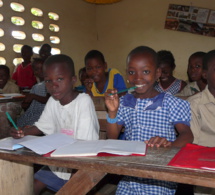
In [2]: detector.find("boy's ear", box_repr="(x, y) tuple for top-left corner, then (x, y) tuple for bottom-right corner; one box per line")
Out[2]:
(202, 70), (207, 80)
(72, 76), (77, 84)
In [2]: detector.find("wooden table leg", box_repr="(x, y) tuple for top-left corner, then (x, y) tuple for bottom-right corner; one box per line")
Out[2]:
(0, 159), (33, 195)
(56, 170), (106, 195)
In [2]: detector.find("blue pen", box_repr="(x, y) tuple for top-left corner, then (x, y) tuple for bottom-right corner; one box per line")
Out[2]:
(109, 86), (137, 96)
(6, 112), (18, 130)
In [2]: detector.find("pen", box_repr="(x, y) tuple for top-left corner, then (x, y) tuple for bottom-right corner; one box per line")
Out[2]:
(109, 86), (137, 96)
(6, 112), (18, 130)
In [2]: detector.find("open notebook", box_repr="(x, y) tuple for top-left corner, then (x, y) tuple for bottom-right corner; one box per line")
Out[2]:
(51, 139), (147, 157)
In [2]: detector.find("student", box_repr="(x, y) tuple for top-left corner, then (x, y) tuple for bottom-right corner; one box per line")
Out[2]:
(0, 65), (19, 93)
(11, 54), (99, 194)
(12, 45), (37, 90)
(17, 58), (50, 128)
(154, 50), (187, 95)
(188, 50), (215, 194)
(176, 52), (207, 99)
(75, 67), (87, 92)
(84, 50), (126, 96)
(39, 43), (52, 61)
(104, 46), (193, 195)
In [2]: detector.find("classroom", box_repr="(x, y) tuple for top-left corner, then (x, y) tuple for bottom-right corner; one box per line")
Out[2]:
(1, 0), (215, 195)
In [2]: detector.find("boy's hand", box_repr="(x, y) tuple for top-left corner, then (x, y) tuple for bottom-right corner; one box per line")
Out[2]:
(104, 89), (119, 113)
(84, 78), (94, 92)
(10, 127), (25, 139)
(145, 136), (172, 148)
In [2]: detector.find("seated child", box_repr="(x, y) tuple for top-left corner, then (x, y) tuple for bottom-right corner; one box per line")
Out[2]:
(39, 43), (52, 61)
(84, 50), (126, 96)
(188, 50), (215, 194)
(154, 50), (187, 95)
(11, 54), (99, 194)
(17, 58), (50, 128)
(176, 52), (207, 99)
(105, 46), (193, 195)
(12, 45), (37, 90)
(0, 65), (19, 93)
(75, 67), (87, 92)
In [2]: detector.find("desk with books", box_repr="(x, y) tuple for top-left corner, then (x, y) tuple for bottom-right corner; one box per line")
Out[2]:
(0, 146), (215, 195)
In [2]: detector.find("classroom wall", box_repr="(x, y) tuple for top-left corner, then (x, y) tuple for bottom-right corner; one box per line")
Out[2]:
(96, 0), (215, 81)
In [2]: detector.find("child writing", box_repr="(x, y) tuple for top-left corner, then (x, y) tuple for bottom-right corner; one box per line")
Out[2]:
(11, 54), (99, 194)
(104, 46), (193, 195)
(176, 51), (207, 99)
(12, 45), (37, 90)
(17, 58), (50, 128)
(154, 50), (187, 95)
(188, 50), (215, 194)
(0, 65), (19, 93)
(84, 50), (126, 96)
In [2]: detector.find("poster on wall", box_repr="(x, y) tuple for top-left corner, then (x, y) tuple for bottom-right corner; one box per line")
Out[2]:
(165, 4), (215, 38)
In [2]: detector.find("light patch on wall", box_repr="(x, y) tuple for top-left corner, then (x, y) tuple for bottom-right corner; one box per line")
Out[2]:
(32, 21), (44, 29)
(48, 12), (59, 21)
(13, 58), (23, 66)
(49, 24), (59, 32)
(50, 36), (60, 44)
(33, 46), (40, 54)
(0, 1), (3, 7)
(31, 8), (43, 17)
(32, 33), (44, 42)
(0, 43), (5, 51)
(11, 16), (25, 26)
(13, 44), (23, 53)
(12, 31), (26, 40)
(51, 48), (61, 55)
(10, 2), (25, 12)
(0, 28), (4, 37)
(0, 57), (6, 65)
(0, 14), (3, 22)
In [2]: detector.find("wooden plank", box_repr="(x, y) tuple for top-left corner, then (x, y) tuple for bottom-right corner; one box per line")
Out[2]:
(57, 170), (106, 195)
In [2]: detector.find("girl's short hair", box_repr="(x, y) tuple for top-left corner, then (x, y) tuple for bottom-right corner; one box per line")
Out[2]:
(157, 50), (175, 69)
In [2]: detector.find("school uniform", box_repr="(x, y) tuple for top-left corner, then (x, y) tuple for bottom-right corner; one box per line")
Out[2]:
(176, 81), (200, 97)
(0, 80), (19, 93)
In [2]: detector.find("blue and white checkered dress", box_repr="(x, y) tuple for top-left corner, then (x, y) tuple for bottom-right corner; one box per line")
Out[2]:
(116, 92), (191, 195)
(17, 82), (48, 128)
(154, 79), (183, 95)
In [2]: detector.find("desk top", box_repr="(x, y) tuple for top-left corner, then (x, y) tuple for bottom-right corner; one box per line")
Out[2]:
(0, 97), (25, 103)
(0, 147), (214, 188)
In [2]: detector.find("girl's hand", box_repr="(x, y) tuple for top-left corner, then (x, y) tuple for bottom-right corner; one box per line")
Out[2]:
(84, 78), (94, 92)
(145, 136), (172, 148)
(104, 89), (119, 113)
(10, 127), (25, 139)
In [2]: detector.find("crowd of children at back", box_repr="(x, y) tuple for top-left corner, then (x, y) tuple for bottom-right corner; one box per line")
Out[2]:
(3, 43), (214, 194)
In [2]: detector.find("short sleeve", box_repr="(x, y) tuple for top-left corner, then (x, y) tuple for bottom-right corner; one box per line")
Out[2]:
(113, 73), (126, 91)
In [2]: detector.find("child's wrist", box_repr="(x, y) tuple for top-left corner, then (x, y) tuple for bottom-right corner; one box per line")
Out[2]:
(107, 114), (118, 124)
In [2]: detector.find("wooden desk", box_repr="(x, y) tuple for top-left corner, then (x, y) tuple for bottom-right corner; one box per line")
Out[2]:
(0, 97), (24, 139)
(0, 146), (214, 195)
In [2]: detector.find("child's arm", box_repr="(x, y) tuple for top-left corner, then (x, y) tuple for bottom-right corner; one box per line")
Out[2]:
(105, 89), (122, 139)
(10, 126), (44, 139)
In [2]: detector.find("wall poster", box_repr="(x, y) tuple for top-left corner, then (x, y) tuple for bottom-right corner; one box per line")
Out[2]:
(165, 4), (215, 37)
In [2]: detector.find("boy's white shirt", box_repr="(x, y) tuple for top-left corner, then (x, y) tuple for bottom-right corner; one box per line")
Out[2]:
(35, 93), (99, 180)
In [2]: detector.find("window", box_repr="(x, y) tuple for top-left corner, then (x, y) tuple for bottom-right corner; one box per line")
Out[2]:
(51, 48), (61, 55)
(10, 2), (25, 12)
(49, 24), (60, 32)
(32, 21), (43, 29)
(0, 43), (5, 51)
(32, 33), (44, 42)
(0, 0), (3, 7)
(13, 44), (23, 53)
(0, 28), (4, 37)
(48, 12), (59, 21)
(33, 46), (40, 54)
(11, 16), (25, 26)
(0, 14), (3, 22)
(50, 36), (60, 44)
(12, 31), (26, 40)
(0, 57), (6, 65)
(31, 8), (43, 17)
(13, 58), (23, 66)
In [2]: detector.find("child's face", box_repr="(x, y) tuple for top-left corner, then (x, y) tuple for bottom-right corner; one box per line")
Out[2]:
(0, 69), (9, 88)
(204, 57), (215, 93)
(39, 46), (51, 60)
(21, 48), (32, 61)
(79, 71), (88, 85)
(127, 53), (161, 98)
(44, 63), (76, 105)
(188, 56), (203, 81)
(159, 63), (174, 82)
(85, 58), (107, 83)
(33, 62), (44, 80)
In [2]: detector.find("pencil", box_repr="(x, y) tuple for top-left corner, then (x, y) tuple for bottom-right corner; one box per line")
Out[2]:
(109, 86), (137, 96)
(6, 112), (18, 130)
